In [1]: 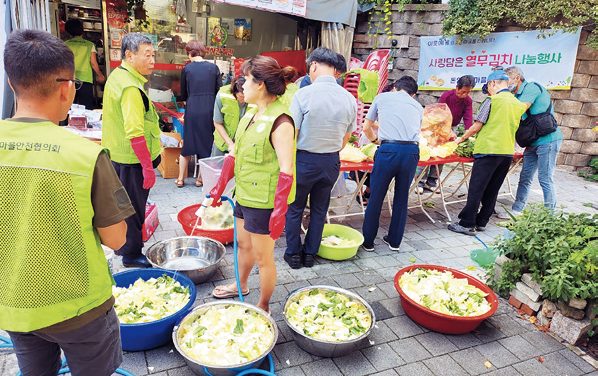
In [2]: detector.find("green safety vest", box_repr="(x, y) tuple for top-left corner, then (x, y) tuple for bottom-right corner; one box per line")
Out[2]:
(65, 37), (95, 84)
(102, 65), (162, 164)
(214, 85), (255, 152)
(234, 99), (296, 209)
(278, 83), (298, 109)
(0, 120), (114, 332)
(474, 91), (527, 155)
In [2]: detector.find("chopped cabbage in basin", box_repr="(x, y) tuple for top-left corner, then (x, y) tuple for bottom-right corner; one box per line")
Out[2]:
(321, 235), (358, 247)
(398, 268), (491, 317)
(113, 274), (190, 324)
(285, 289), (372, 342)
(178, 305), (274, 366)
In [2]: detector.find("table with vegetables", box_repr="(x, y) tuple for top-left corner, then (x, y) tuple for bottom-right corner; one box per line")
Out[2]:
(338, 104), (523, 223)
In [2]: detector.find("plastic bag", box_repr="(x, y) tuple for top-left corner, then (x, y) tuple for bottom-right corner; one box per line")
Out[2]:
(470, 247), (502, 268)
(421, 103), (455, 147)
(340, 144), (367, 163)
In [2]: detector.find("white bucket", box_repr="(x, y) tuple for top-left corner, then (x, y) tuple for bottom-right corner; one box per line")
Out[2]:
(102, 245), (114, 274)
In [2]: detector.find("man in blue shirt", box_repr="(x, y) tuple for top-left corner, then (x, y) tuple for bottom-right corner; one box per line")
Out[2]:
(284, 47), (357, 268)
(361, 76), (423, 251)
(497, 66), (563, 218)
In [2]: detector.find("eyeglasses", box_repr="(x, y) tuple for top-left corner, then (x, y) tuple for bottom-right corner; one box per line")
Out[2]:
(56, 78), (83, 90)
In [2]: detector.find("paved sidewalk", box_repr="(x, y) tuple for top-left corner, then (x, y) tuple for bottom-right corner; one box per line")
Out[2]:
(1, 166), (597, 376)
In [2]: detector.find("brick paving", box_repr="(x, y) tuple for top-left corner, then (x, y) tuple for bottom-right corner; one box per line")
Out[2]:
(1, 164), (597, 376)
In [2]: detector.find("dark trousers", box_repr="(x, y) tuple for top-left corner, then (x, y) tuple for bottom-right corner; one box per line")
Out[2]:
(111, 157), (160, 257)
(285, 151), (340, 255)
(418, 164), (444, 187)
(74, 82), (94, 110)
(8, 308), (122, 376)
(458, 155), (512, 228)
(363, 143), (419, 248)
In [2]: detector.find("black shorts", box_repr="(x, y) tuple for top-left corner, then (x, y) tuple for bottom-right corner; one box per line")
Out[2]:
(233, 202), (273, 235)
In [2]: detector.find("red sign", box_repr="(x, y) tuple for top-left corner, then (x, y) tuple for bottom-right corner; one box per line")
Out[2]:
(206, 47), (234, 57)
(106, 0), (127, 30)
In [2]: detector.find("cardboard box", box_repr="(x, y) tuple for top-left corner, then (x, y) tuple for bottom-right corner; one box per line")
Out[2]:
(141, 204), (159, 242)
(157, 132), (188, 179)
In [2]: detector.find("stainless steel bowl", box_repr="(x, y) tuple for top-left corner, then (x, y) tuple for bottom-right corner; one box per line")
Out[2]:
(172, 301), (278, 376)
(283, 285), (376, 358)
(146, 236), (225, 284)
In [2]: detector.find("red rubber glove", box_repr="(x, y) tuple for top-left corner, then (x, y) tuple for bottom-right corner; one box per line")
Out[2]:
(209, 155), (235, 207)
(130, 136), (155, 189)
(269, 172), (293, 240)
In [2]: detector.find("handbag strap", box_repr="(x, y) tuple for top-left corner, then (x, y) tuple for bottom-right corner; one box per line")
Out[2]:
(525, 82), (552, 117)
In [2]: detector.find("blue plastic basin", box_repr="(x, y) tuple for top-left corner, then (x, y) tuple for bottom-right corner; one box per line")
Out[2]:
(113, 268), (197, 351)
(172, 109), (185, 139)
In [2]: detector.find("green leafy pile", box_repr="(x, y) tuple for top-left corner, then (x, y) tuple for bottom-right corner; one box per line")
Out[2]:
(489, 206), (598, 302)
(578, 157), (598, 182)
(455, 138), (475, 158)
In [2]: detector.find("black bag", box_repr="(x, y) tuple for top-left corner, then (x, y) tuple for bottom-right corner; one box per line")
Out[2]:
(515, 83), (558, 147)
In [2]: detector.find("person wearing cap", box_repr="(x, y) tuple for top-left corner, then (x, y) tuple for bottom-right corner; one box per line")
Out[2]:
(361, 76), (423, 252)
(448, 70), (527, 235)
(496, 66), (563, 218)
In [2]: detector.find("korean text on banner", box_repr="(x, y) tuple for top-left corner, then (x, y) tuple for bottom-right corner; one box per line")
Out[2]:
(417, 29), (581, 91)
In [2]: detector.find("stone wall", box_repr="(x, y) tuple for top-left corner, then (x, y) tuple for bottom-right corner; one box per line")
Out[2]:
(352, 4), (598, 170)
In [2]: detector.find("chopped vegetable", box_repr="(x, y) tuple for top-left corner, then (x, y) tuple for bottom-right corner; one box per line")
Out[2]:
(398, 268), (491, 317)
(113, 274), (190, 323)
(360, 143), (378, 161)
(285, 289), (372, 342)
(321, 235), (358, 247)
(198, 201), (234, 230)
(178, 305), (274, 366)
(340, 144), (368, 163)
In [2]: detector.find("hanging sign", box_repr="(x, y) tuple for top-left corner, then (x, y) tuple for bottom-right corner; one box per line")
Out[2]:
(106, 0), (128, 30)
(417, 29), (581, 91)
(211, 0), (307, 17)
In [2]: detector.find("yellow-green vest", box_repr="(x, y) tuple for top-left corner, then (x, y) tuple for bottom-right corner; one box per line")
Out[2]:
(234, 100), (296, 209)
(102, 65), (162, 164)
(474, 91), (527, 155)
(65, 37), (94, 84)
(0, 120), (114, 332)
(214, 85), (254, 152)
(278, 83), (298, 109)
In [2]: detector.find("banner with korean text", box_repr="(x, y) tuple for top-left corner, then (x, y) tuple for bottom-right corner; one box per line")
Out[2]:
(417, 29), (581, 91)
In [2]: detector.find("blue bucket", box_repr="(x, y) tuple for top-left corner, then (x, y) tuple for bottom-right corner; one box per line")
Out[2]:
(172, 109), (185, 139)
(113, 268), (197, 352)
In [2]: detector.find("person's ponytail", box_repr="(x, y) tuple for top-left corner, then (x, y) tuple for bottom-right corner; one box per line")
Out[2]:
(281, 66), (297, 85)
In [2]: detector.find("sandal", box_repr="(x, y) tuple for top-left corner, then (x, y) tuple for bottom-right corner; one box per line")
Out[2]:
(212, 285), (249, 299)
(195, 178), (203, 187)
(175, 178), (184, 188)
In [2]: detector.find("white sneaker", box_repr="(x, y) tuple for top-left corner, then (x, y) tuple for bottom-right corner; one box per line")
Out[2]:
(415, 186), (424, 194)
(497, 210), (521, 220)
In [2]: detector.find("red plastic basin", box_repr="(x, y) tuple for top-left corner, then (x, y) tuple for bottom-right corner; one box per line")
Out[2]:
(177, 204), (234, 245)
(394, 264), (498, 334)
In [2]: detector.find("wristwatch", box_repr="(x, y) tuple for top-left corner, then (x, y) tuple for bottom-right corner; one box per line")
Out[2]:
(371, 137), (378, 143)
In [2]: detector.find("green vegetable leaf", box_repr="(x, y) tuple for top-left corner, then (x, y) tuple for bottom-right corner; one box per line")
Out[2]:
(309, 288), (319, 296)
(194, 326), (207, 336)
(233, 319), (244, 335)
(409, 257), (416, 263)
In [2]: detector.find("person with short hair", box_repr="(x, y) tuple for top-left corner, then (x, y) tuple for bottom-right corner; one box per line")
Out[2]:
(211, 74), (249, 157)
(176, 40), (222, 187)
(209, 56), (297, 314)
(64, 19), (105, 109)
(102, 33), (162, 267)
(298, 51), (346, 88)
(497, 66), (563, 218)
(284, 47), (357, 269)
(448, 70), (527, 235)
(361, 76), (423, 252)
(0, 29), (133, 375)
(418, 75), (476, 191)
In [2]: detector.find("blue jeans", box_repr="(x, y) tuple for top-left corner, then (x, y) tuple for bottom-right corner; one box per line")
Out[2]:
(513, 139), (562, 211)
(362, 143), (419, 248)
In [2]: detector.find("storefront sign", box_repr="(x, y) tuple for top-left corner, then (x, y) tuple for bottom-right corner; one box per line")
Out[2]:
(417, 29), (581, 90)
(106, 0), (127, 30)
(212, 0), (307, 17)
(109, 48), (122, 61)
(205, 47), (235, 57)
(110, 29), (124, 48)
